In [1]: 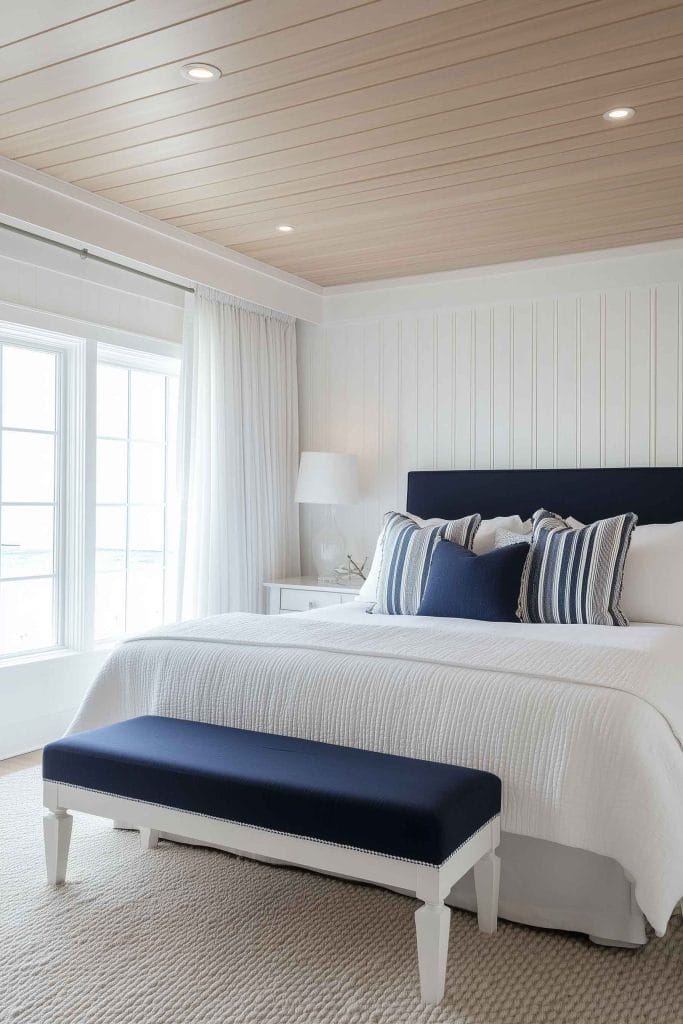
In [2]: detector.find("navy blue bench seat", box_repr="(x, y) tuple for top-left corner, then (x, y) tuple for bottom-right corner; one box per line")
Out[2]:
(43, 715), (500, 866)
(42, 715), (502, 1005)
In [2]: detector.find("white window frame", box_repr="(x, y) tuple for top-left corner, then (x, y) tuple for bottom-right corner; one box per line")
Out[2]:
(0, 322), (91, 663)
(0, 321), (180, 665)
(94, 343), (179, 644)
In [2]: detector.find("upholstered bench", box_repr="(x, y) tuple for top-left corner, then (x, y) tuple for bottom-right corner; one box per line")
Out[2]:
(43, 716), (501, 1005)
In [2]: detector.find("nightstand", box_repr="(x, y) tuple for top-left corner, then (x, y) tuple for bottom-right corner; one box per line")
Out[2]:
(264, 576), (362, 614)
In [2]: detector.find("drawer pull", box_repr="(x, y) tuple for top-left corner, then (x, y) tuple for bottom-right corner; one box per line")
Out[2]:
(279, 588), (340, 611)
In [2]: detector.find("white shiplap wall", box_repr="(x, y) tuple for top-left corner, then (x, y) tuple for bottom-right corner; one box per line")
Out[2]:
(298, 246), (683, 573)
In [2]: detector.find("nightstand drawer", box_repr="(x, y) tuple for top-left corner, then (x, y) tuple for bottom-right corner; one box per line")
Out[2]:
(279, 588), (342, 612)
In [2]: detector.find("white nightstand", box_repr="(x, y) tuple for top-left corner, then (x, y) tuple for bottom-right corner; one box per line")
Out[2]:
(264, 576), (362, 614)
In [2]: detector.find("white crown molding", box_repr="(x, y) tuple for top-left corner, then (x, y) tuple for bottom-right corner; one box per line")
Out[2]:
(324, 239), (683, 295)
(0, 156), (323, 323)
(322, 239), (683, 322)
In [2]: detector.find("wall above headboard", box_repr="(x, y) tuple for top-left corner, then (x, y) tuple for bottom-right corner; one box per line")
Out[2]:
(298, 244), (683, 572)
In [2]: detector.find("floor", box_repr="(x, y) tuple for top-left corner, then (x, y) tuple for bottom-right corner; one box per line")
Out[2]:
(2, 765), (681, 1024)
(0, 749), (41, 777)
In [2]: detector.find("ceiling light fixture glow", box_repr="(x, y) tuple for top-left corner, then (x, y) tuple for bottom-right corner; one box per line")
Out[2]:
(180, 63), (222, 82)
(277, 224), (294, 233)
(603, 106), (635, 122)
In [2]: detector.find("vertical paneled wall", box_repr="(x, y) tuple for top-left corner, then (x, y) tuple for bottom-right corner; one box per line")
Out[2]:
(298, 270), (682, 572)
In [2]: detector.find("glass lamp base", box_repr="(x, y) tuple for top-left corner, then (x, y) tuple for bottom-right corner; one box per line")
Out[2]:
(312, 508), (345, 583)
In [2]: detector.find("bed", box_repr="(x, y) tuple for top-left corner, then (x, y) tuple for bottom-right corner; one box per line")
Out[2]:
(69, 468), (683, 946)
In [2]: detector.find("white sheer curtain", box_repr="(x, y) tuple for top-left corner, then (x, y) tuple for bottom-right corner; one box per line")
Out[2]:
(176, 286), (300, 618)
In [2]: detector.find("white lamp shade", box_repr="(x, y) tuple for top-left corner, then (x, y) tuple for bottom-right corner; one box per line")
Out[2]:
(295, 451), (359, 505)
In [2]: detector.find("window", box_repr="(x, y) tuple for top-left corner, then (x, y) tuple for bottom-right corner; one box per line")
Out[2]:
(0, 323), (179, 661)
(0, 341), (61, 656)
(95, 357), (178, 641)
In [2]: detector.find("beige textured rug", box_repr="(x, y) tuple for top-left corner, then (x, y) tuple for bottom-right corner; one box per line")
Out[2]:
(1, 769), (681, 1024)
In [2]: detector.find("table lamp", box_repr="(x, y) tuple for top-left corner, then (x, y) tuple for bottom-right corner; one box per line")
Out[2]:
(295, 451), (359, 582)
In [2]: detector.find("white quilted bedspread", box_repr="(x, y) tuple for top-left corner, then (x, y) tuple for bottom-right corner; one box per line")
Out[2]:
(70, 608), (683, 935)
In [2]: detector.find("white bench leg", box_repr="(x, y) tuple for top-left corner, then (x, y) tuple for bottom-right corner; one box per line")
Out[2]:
(474, 849), (501, 934)
(140, 828), (159, 851)
(415, 902), (450, 1005)
(44, 809), (72, 885)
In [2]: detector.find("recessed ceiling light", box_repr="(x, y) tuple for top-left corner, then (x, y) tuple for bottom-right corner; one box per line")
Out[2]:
(277, 224), (294, 233)
(180, 63), (222, 82)
(603, 106), (635, 122)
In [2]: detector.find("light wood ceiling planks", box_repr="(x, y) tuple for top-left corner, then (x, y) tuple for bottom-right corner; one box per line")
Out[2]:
(1, 0), (682, 285)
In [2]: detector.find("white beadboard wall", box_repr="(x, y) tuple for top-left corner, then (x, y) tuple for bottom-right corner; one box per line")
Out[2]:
(298, 245), (683, 572)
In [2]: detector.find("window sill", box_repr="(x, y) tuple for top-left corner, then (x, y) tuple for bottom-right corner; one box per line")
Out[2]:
(0, 645), (111, 675)
(0, 646), (72, 671)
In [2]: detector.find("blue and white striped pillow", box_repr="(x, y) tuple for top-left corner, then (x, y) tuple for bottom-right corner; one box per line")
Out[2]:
(372, 511), (481, 615)
(518, 509), (637, 626)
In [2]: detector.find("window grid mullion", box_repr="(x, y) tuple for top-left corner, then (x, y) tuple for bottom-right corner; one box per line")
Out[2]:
(97, 432), (164, 445)
(52, 349), (62, 647)
(0, 425), (57, 437)
(161, 375), (169, 623)
(124, 368), (132, 634)
(0, 573), (56, 584)
(0, 344), (3, 584)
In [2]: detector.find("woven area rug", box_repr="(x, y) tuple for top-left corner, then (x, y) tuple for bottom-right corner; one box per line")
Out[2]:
(1, 768), (681, 1024)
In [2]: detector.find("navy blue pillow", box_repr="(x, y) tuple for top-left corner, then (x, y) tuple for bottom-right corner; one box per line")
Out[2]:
(417, 539), (529, 621)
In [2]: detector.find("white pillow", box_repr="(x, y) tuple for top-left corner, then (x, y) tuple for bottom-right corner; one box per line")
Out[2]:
(567, 516), (683, 625)
(357, 512), (529, 601)
(620, 521), (683, 625)
(473, 515), (530, 554)
(357, 534), (384, 602)
(494, 526), (531, 549)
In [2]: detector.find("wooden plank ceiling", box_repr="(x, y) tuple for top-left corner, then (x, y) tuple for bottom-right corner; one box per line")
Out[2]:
(1, 0), (682, 286)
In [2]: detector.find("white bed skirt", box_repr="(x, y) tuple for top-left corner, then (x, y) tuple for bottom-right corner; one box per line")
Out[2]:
(134, 826), (645, 946)
(450, 832), (645, 946)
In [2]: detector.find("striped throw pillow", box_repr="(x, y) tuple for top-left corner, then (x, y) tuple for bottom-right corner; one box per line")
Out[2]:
(518, 509), (637, 626)
(372, 511), (481, 615)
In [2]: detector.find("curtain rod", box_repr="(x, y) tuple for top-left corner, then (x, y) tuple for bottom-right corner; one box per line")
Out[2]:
(0, 220), (195, 294)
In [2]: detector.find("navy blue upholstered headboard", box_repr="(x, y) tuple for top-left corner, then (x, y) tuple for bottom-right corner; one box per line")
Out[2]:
(406, 468), (683, 525)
